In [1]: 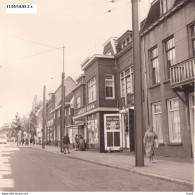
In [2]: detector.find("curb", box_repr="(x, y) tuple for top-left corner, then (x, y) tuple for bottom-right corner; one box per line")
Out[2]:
(31, 146), (193, 188)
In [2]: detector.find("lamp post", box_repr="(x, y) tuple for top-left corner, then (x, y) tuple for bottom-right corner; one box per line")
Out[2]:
(60, 45), (65, 152)
(131, 0), (144, 166)
(42, 85), (46, 149)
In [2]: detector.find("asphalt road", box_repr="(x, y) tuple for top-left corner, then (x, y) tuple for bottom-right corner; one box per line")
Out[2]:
(0, 144), (192, 192)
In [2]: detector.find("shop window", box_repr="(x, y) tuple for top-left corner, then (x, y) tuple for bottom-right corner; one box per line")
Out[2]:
(105, 74), (115, 99)
(167, 98), (181, 143)
(76, 97), (81, 109)
(150, 46), (160, 84)
(164, 36), (176, 79)
(88, 77), (96, 103)
(120, 66), (134, 98)
(87, 118), (98, 144)
(152, 102), (163, 143)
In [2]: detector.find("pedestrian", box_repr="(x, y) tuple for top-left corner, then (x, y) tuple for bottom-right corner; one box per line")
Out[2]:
(79, 135), (85, 151)
(143, 126), (158, 163)
(21, 138), (24, 146)
(62, 133), (70, 154)
(74, 134), (79, 151)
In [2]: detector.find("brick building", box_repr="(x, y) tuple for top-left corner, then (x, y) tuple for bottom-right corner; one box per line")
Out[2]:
(141, 0), (195, 158)
(72, 31), (135, 153)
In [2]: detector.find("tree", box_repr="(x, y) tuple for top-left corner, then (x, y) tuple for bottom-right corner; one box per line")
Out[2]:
(11, 112), (22, 145)
(28, 95), (42, 137)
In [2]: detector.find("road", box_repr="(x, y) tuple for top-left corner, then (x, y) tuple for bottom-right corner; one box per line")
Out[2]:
(0, 144), (192, 192)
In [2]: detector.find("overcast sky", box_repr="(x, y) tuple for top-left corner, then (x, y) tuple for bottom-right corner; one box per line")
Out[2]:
(0, 0), (152, 126)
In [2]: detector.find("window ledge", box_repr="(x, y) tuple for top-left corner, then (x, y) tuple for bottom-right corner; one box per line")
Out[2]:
(168, 142), (182, 146)
(149, 83), (160, 89)
(163, 80), (170, 84)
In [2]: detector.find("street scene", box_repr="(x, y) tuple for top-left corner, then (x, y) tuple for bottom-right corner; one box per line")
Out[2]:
(0, 0), (194, 193)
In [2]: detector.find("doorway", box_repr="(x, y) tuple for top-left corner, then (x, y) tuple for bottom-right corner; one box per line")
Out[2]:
(104, 114), (122, 151)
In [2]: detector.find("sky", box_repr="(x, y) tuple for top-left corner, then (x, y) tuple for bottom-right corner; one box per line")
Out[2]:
(0, 0), (152, 126)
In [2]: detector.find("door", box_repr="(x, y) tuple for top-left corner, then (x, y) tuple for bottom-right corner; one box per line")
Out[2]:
(189, 93), (194, 156)
(104, 114), (122, 150)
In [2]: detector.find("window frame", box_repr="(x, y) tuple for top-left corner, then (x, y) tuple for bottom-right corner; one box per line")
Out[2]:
(152, 102), (163, 143)
(167, 98), (181, 143)
(150, 46), (160, 85)
(120, 66), (134, 99)
(188, 22), (195, 57)
(164, 35), (176, 79)
(88, 76), (96, 104)
(76, 96), (81, 109)
(105, 74), (115, 99)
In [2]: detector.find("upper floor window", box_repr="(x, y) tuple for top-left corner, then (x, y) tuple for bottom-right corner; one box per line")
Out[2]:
(191, 23), (195, 56)
(88, 77), (96, 103)
(150, 47), (160, 84)
(105, 74), (115, 99)
(120, 66), (134, 98)
(165, 36), (176, 78)
(76, 97), (81, 109)
(161, 0), (175, 14)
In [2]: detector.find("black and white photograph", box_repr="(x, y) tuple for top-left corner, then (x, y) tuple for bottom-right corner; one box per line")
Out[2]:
(0, 0), (194, 193)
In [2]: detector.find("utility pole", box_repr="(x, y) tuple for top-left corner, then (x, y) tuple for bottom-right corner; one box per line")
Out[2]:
(42, 85), (46, 149)
(60, 45), (65, 153)
(132, 0), (144, 166)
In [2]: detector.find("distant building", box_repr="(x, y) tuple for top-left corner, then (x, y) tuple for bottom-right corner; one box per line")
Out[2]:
(49, 76), (76, 146)
(141, 0), (195, 158)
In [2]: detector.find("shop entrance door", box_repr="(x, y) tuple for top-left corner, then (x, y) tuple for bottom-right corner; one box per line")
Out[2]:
(104, 114), (122, 151)
(189, 93), (194, 156)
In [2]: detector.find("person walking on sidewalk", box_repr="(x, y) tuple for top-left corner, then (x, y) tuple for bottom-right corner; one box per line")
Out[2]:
(143, 126), (158, 163)
(62, 133), (71, 154)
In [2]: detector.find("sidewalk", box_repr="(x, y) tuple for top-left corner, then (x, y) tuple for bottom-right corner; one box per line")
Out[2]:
(30, 144), (194, 188)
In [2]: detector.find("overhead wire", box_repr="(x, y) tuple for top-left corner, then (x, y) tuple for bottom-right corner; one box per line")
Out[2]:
(0, 47), (62, 66)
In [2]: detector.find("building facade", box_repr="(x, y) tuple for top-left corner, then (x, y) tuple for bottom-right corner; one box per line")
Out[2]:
(72, 31), (135, 153)
(141, 0), (195, 158)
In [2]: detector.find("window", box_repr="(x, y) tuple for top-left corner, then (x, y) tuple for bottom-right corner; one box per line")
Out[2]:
(152, 102), (163, 142)
(105, 49), (112, 55)
(120, 66), (134, 98)
(105, 74), (115, 99)
(88, 77), (96, 103)
(191, 23), (195, 56)
(161, 0), (175, 14)
(76, 97), (81, 109)
(165, 36), (176, 78)
(150, 47), (160, 84)
(167, 98), (181, 143)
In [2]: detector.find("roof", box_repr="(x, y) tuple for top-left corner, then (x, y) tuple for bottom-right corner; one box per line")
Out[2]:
(81, 54), (114, 71)
(141, 0), (187, 34)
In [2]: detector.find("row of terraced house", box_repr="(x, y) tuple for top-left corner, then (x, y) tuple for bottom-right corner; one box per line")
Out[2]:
(35, 0), (195, 158)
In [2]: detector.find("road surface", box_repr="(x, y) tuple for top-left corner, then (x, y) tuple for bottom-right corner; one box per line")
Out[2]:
(0, 144), (192, 191)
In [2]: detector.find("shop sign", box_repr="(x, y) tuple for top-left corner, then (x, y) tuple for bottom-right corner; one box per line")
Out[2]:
(77, 103), (96, 116)
(106, 115), (120, 130)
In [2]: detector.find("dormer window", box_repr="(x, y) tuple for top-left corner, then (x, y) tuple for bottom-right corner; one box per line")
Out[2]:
(161, 0), (175, 14)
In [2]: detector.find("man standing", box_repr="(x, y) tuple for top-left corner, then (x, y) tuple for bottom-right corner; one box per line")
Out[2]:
(62, 133), (70, 154)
